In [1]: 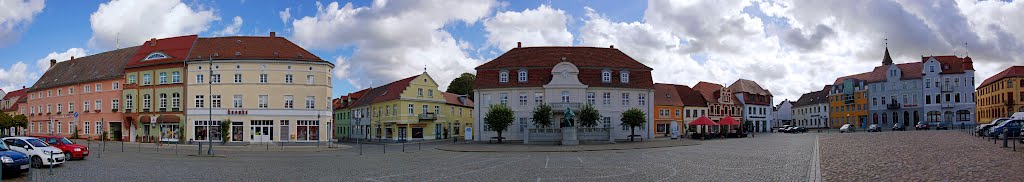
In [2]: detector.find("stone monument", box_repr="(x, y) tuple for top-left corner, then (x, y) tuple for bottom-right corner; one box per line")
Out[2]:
(561, 107), (579, 145)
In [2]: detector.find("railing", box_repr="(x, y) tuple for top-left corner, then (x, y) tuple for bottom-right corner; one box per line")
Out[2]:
(418, 113), (437, 120)
(940, 85), (954, 92)
(550, 102), (582, 110)
(887, 103), (900, 110)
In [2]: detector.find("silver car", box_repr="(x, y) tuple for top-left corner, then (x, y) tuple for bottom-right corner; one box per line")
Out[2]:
(840, 124), (855, 133)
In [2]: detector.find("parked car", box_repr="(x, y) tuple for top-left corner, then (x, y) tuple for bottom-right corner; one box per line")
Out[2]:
(978, 118), (1010, 136)
(867, 124), (881, 132)
(777, 125), (792, 132)
(989, 120), (1023, 139)
(0, 141), (30, 177)
(840, 124), (855, 133)
(792, 127), (808, 133)
(2, 137), (65, 168)
(37, 136), (88, 160)
(892, 123), (906, 131)
(915, 122), (929, 130)
(936, 122), (950, 130)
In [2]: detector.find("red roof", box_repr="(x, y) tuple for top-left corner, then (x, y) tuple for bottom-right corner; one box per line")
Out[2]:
(347, 75), (419, 108)
(332, 98), (343, 110)
(674, 85), (708, 107)
(443, 92), (473, 107)
(127, 35), (197, 68)
(1, 87), (26, 101)
(979, 66), (1024, 88)
(923, 55), (974, 74)
(689, 116), (718, 126)
(30, 46), (140, 91)
(654, 83), (684, 106)
(832, 62), (923, 85)
(693, 82), (724, 104)
(718, 116), (740, 125)
(475, 46), (654, 90)
(728, 79), (772, 96)
(186, 35), (325, 63)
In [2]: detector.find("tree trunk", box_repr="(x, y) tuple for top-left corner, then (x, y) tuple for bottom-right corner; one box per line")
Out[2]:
(497, 131), (503, 143)
(630, 127), (635, 141)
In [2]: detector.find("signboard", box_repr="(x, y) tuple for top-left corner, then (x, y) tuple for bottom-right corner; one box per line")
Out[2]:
(73, 112), (78, 118)
(150, 116), (157, 124)
(464, 127), (472, 141)
(670, 122), (680, 139)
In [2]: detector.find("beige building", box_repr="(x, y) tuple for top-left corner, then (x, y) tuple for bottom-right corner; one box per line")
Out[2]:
(185, 35), (333, 143)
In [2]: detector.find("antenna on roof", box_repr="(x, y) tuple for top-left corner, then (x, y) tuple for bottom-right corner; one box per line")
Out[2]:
(115, 32), (121, 49)
(965, 42), (969, 57)
(424, 65), (427, 73)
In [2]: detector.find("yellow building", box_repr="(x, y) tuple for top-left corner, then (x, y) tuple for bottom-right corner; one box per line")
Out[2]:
(349, 72), (471, 141)
(829, 77), (869, 128)
(976, 66), (1024, 123)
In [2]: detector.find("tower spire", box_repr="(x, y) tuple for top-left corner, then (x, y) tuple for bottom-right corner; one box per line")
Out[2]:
(882, 38), (893, 65)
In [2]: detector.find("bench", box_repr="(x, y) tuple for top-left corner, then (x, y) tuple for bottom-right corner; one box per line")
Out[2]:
(488, 137), (506, 143)
(627, 135), (643, 142)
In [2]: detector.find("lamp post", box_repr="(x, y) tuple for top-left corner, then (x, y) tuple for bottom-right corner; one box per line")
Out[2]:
(207, 53), (214, 155)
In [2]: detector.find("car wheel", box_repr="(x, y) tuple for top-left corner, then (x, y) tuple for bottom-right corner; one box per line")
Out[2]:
(65, 153), (72, 161)
(31, 156), (42, 169)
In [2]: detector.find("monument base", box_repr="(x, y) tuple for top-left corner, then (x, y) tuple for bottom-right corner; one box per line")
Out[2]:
(561, 127), (579, 146)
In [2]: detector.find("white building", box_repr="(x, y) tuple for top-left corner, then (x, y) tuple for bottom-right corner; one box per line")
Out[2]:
(773, 100), (793, 128)
(729, 79), (774, 132)
(473, 45), (655, 141)
(793, 86), (830, 128)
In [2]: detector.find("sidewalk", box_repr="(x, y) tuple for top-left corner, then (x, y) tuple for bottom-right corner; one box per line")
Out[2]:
(72, 140), (351, 152)
(436, 138), (700, 152)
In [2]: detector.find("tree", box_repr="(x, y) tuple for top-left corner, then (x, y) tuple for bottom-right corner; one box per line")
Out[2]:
(484, 104), (514, 143)
(0, 112), (12, 135)
(531, 104), (552, 128)
(12, 114), (26, 135)
(446, 73), (476, 100)
(577, 104), (601, 128)
(220, 119), (232, 144)
(621, 108), (646, 141)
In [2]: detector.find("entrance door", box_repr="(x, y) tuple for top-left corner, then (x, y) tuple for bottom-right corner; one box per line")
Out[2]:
(110, 122), (122, 141)
(251, 126), (272, 142)
(434, 124), (442, 139)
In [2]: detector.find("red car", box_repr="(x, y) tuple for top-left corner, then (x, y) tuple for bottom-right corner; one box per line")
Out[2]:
(36, 136), (89, 160)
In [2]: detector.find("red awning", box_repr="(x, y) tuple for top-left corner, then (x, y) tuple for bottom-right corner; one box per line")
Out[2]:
(718, 116), (740, 125)
(689, 116), (718, 126)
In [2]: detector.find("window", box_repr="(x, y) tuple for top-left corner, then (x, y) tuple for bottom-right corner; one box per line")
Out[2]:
(638, 93), (646, 106)
(82, 101), (89, 112)
(285, 74), (293, 83)
(57, 89), (61, 96)
(143, 74), (152, 85)
(602, 70), (611, 82)
(69, 87), (74, 94)
(211, 74), (221, 83)
(305, 96), (315, 109)
(143, 94), (151, 109)
(83, 85), (89, 93)
(172, 71), (180, 83)
(418, 88), (424, 97)
(112, 99), (119, 110)
(68, 102), (74, 112)
(95, 100), (101, 111)
(428, 89), (433, 97)
(408, 104), (414, 114)
(128, 75), (137, 84)
(196, 74), (204, 84)
(145, 52), (168, 60)
(622, 93), (630, 106)
(233, 95), (243, 108)
(112, 81), (120, 90)
(518, 70), (527, 82)
(172, 93), (180, 109)
(620, 71), (630, 83)
(259, 95), (268, 108)
(422, 105), (429, 114)
(125, 95), (134, 109)
(534, 92), (543, 104)
(234, 74), (242, 83)
(519, 94), (527, 106)
(57, 104), (62, 113)
(211, 95), (221, 108)
(159, 94), (167, 109)
(159, 72), (167, 84)
(284, 95), (294, 109)
(603, 92), (611, 105)
(84, 122), (90, 135)
(306, 75), (314, 84)
(499, 71), (509, 83)
(500, 93), (508, 105)
(587, 92), (595, 105)
(259, 74), (268, 83)
(95, 83), (102, 92)
(561, 91), (570, 103)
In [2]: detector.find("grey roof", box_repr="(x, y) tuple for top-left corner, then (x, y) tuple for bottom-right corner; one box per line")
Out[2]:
(30, 46), (140, 91)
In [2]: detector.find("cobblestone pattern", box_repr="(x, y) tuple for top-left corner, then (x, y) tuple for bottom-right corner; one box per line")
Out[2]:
(820, 130), (1024, 181)
(2, 133), (817, 181)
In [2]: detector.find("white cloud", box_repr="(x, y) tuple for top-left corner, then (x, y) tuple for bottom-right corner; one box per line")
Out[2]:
(35, 48), (87, 73)
(0, 62), (34, 92)
(0, 0), (45, 48)
(279, 8), (291, 24)
(89, 0), (218, 49)
(214, 16), (244, 36)
(291, 0), (497, 90)
(483, 4), (573, 50)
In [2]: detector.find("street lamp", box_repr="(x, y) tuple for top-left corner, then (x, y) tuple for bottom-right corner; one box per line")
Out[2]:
(207, 53), (214, 155)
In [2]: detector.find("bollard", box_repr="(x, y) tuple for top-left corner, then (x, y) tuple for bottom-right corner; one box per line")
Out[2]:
(198, 142), (202, 156)
(49, 152), (53, 175)
(402, 143), (406, 152)
(383, 143), (386, 154)
(121, 140), (124, 152)
(359, 141), (363, 155)
(175, 142), (179, 156)
(418, 142), (422, 151)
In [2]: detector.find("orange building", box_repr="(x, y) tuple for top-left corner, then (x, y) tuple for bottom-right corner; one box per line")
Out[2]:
(653, 83), (684, 137)
(829, 76), (869, 128)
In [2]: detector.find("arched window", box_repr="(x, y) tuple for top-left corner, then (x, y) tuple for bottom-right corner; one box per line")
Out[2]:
(881, 113), (887, 125)
(144, 52), (169, 60)
(903, 111), (910, 125)
(892, 112), (898, 125)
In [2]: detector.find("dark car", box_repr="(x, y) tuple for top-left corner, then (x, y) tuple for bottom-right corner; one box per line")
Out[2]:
(867, 124), (881, 132)
(936, 123), (950, 130)
(0, 142), (30, 178)
(977, 119), (1010, 136)
(793, 127), (808, 133)
(989, 120), (1023, 139)
(892, 124), (906, 131)
(915, 122), (929, 130)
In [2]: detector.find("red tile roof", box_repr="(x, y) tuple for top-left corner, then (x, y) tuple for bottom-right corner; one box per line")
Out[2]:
(979, 66), (1024, 88)
(673, 85), (708, 107)
(475, 46), (654, 90)
(1, 87), (26, 101)
(347, 75), (419, 108)
(332, 98), (343, 110)
(185, 36), (326, 63)
(923, 55), (974, 74)
(126, 35), (197, 68)
(654, 83), (684, 106)
(30, 46), (140, 91)
(443, 92), (473, 107)
(693, 82), (724, 104)
(793, 87), (830, 107)
(832, 62), (924, 85)
(728, 79), (772, 96)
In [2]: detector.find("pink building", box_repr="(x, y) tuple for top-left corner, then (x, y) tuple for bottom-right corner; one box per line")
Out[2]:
(26, 46), (138, 139)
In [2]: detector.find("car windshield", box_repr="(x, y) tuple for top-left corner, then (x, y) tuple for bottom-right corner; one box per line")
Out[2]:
(26, 139), (49, 147)
(0, 143), (8, 150)
(59, 138), (74, 145)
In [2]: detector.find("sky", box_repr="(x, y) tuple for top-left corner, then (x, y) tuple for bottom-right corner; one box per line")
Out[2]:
(0, 0), (1022, 103)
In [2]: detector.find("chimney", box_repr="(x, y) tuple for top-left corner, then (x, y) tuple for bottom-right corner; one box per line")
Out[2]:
(49, 59), (56, 67)
(149, 38), (157, 46)
(70, 56), (74, 60)
(610, 45), (615, 48)
(270, 32), (276, 38)
(517, 42), (521, 48)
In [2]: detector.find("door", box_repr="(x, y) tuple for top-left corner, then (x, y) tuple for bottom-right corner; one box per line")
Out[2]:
(434, 124), (442, 139)
(280, 126), (290, 142)
(251, 126), (272, 142)
(4, 139), (26, 154)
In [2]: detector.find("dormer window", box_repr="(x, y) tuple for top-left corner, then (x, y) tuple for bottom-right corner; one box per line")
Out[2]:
(499, 70), (509, 83)
(517, 69), (527, 82)
(602, 70), (611, 83)
(620, 70), (630, 83)
(144, 52), (169, 60)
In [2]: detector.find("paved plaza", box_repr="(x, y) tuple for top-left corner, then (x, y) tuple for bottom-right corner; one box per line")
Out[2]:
(2, 130), (1018, 181)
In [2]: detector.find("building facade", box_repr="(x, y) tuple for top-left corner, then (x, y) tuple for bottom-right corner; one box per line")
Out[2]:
(185, 34), (334, 143)
(333, 98), (349, 140)
(693, 82), (743, 128)
(121, 35), (196, 143)
(867, 48), (925, 129)
(442, 92), (474, 140)
(977, 66), (1024, 123)
(344, 72), (470, 141)
(653, 84), (684, 138)
(473, 46), (655, 141)
(773, 100), (793, 127)
(920, 56), (976, 127)
(674, 85), (708, 132)
(1, 87), (27, 116)
(829, 77), (869, 128)
(729, 79), (773, 132)
(793, 86), (829, 128)
(27, 47), (137, 139)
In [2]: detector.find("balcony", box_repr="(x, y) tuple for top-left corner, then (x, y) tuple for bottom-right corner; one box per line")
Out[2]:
(940, 85), (954, 92)
(418, 113), (437, 120)
(887, 103), (901, 110)
(550, 102), (583, 111)
(942, 103), (954, 108)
